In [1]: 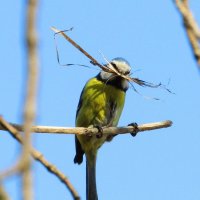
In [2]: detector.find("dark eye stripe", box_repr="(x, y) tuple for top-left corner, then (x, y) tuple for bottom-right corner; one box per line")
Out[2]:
(111, 62), (130, 75)
(111, 62), (119, 72)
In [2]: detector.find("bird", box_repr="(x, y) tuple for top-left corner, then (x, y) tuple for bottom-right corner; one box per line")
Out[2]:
(74, 57), (131, 200)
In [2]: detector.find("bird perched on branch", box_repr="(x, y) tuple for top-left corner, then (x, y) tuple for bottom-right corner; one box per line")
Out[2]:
(74, 57), (131, 200)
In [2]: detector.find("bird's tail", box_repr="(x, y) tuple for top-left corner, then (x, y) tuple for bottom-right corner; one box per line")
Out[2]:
(86, 155), (98, 200)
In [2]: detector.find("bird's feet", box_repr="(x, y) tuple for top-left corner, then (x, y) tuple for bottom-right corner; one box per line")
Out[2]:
(86, 125), (103, 138)
(128, 122), (139, 137)
(95, 125), (103, 138)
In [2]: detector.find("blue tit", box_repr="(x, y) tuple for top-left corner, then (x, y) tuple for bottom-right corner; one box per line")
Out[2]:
(74, 57), (131, 200)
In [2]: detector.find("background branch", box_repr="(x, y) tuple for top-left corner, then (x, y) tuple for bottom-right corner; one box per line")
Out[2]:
(175, 0), (200, 67)
(0, 162), (21, 181)
(0, 184), (10, 200)
(0, 116), (80, 200)
(20, 0), (39, 199)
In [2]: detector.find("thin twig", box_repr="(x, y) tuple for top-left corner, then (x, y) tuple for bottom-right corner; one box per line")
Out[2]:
(0, 117), (172, 136)
(0, 116), (80, 200)
(175, 0), (200, 66)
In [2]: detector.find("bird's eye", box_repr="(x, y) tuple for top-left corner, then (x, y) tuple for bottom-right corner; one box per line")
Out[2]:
(124, 71), (130, 75)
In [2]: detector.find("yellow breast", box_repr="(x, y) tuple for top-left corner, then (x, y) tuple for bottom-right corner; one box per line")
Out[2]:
(76, 77), (126, 156)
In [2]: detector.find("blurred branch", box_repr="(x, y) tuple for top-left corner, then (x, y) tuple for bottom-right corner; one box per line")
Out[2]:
(0, 117), (172, 136)
(21, 0), (39, 199)
(0, 184), (10, 200)
(0, 116), (80, 200)
(175, 0), (200, 66)
(0, 163), (21, 181)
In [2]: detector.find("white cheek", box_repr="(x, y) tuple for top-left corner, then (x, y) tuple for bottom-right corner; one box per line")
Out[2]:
(101, 72), (113, 80)
(121, 80), (128, 90)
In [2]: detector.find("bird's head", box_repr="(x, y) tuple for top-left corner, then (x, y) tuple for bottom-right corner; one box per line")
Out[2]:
(98, 57), (131, 91)
(99, 57), (131, 79)
(109, 57), (131, 75)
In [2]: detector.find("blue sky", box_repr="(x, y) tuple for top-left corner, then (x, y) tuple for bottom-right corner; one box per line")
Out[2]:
(1, 1), (200, 200)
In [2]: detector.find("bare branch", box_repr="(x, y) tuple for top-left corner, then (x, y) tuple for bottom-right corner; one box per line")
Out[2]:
(0, 116), (80, 200)
(0, 117), (172, 136)
(175, 0), (200, 38)
(0, 115), (172, 200)
(0, 116), (172, 199)
(175, 0), (200, 66)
